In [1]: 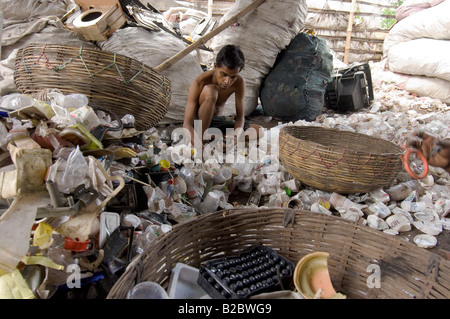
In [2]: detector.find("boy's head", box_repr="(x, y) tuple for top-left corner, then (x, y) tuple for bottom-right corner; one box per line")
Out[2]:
(216, 45), (245, 71)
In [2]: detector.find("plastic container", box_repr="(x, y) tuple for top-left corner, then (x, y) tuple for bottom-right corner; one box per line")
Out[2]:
(126, 282), (169, 299)
(167, 263), (211, 299)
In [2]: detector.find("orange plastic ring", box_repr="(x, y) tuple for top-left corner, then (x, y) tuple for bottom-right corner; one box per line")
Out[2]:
(401, 147), (429, 180)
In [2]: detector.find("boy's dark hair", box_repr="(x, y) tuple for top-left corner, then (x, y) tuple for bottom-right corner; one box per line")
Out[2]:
(216, 45), (245, 71)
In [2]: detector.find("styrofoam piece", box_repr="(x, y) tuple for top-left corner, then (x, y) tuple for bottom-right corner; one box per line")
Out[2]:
(167, 263), (210, 299)
(99, 212), (120, 248)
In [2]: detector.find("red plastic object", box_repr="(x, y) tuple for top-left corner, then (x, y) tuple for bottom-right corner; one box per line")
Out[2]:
(401, 146), (429, 180)
(64, 237), (90, 252)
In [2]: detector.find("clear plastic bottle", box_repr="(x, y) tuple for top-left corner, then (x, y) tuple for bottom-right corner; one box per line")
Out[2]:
(179, 166), (195, 186)
(385, 180), (424, 202)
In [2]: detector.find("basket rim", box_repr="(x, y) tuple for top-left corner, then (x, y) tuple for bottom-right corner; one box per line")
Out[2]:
(280, 125), (404, 156)
(107, 208), (450, 299)
(14, 43), (171, 131)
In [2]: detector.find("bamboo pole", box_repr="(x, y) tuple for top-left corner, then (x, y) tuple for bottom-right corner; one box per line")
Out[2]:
(344, 0), (358, 64)
(208, 0), (214, 18)
(154, 0), (266, 73)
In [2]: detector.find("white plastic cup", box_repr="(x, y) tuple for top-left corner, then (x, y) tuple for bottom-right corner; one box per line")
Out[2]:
(126, 282), (169, 299)
(238, 177), (253, 193)
(199, 191), (221, 214)
(123, 214), (141, 228)
(213, 167), (232, 184)
(146, 224), (161, 237)
(160, 224), (172, 234)
(62, 93), (88, 109)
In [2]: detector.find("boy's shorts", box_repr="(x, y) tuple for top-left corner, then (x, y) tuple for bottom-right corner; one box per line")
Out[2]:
(209, 116), (250, 134)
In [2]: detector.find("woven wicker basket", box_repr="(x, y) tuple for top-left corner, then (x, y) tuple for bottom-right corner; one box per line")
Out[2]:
(107, 208), (450, 299)
(279, 126), (404, 194)
(14, 44), (171, 131)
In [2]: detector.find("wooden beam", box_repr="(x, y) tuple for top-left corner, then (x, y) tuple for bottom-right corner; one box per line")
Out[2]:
(344, 0), (357, 64)
(154, 0), (266, 73)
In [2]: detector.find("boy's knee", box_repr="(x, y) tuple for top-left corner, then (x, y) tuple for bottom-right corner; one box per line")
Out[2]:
(200, 85), (218, 104)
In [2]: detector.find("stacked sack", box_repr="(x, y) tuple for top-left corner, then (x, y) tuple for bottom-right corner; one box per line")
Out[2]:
(383, 0), (450, 104)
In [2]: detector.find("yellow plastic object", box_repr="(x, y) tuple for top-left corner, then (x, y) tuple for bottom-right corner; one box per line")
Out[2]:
(59, 123), (103, 151)
(0, 193), (50, 273)
(21, 256), (64, 271)
(32, 222), (54, 250)
(160, 159), (170, 169)
(0, 268), (35, 299)
(294, 252), (346, 299)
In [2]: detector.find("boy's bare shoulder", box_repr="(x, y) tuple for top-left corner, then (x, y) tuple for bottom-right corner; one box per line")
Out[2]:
(194, 70), (214, 85)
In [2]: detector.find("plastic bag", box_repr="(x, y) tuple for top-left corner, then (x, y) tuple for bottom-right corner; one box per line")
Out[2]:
(48, 146), (90, 194)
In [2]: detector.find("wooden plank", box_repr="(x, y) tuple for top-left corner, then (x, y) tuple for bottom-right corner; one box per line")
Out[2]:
(308, 8), (395, 18)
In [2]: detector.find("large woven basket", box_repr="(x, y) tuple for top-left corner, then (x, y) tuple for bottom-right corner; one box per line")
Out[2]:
(107, 208), (449, 299)
(279, 126), (404, 194)
(14, 44), (171, 131)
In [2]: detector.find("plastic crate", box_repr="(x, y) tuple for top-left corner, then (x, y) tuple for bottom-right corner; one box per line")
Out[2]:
(197, 245), (294, 299)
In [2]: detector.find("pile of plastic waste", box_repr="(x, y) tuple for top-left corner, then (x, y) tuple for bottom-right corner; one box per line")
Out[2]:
(0, 60), (449, 299)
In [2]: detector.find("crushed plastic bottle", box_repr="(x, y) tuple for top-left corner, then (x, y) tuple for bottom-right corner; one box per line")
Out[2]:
(385, 180), (425, 202)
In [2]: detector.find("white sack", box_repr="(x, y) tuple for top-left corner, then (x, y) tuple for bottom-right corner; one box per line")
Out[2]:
(376, 65), (450, 104)
(209, 0), (308, 117)
(404, 77), (450, 105)
(386, 39), (450, 82)
(98, 27), (203, 124)
(396, 0), (445, 21)
(383, 0), (450, 56)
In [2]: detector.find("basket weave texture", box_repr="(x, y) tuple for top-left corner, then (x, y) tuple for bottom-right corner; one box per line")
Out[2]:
(107, 208), (450, 299)
(279, 126), (404, 194)
(14, 44), (171, 131)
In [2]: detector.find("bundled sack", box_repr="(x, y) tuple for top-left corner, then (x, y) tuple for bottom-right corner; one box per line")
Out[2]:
(385, 38), (450, 82)
(395, 0), (445, 22)
(210, 0), (308, 117)
(98, 26), (203, 124)
(260, 33), (333, 122)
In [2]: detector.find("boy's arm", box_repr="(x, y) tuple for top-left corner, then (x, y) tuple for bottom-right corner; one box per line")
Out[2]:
(233, 76), (245, 143)
(183, 78), (203, 149)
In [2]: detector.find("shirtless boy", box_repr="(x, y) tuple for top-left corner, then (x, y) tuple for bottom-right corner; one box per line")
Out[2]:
(183, 45), (260, 150)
